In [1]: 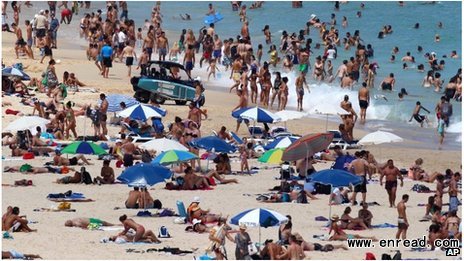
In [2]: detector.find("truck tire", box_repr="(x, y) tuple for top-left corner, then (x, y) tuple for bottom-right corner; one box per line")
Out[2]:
(175, 100), (187, 105)
(135, 91), (150, 103)
(151, 93), (166, 104)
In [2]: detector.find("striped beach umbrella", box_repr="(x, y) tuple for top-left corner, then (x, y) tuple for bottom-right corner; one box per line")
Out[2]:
(264, 136), (299, 150)
(231, 106), (281, 123)
(99, 94), (139, 112)
(282, 133), (334, 161)
(60, 141), (107, 155)
(258, 148), (284, 164)
(152, 150), (198, 165)
(117, 104), (167, 121)
(2, 67), (30, 80)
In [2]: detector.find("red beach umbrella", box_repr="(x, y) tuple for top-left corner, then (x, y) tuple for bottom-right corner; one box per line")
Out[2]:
(281, 133), (334, 162)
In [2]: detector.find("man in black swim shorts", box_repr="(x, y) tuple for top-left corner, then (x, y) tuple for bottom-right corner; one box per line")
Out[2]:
(380, 159), (403, 208)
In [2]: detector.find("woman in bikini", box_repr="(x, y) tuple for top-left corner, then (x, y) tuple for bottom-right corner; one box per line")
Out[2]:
(313, 56), (324, 81)
(65, 101), (78, 140)
(279, 77), (289, 111)
(270, 71), (282, 110)
(329, 215), (376, 241)
(339, 207), (368, 230)
(184, 121), (201, 169)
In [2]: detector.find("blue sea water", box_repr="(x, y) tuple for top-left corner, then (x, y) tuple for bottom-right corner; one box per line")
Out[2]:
(129, 2), (462, 120)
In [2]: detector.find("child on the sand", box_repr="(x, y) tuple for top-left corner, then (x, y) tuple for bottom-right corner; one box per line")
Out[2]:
(239, 145), (250, 175)
(206, 59), (219, 80)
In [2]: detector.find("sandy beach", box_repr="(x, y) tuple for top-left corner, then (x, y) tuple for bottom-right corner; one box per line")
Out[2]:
(2, 2), (462, 260)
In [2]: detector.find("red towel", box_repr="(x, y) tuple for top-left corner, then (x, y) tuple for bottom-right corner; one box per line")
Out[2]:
(5, 109), (20, 115)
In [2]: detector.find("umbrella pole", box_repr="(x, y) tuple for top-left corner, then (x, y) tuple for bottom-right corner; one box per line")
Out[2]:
(325, 114), (329, 132)
(83, 116), (86, 141)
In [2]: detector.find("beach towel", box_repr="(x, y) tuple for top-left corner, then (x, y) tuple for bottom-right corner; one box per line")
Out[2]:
(98, 226), (124, 231)
(33, 208), (76, 212)
(315, 216), (329, 221)
(146, 247), (194, 255)
(47, 192), (85, 199)
(371, 223), (397, 228)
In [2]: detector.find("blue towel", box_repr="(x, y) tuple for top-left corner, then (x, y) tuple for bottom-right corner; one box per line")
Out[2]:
(315, 216), (329, 221)
(47, 192), (85, 199)
(371, 223), (397, 228)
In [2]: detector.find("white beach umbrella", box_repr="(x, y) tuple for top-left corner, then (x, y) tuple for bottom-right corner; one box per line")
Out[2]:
(139, 138), (189, 152)
(311, 106), (351, 131)
(358, 130), (403, 145)
(4, 116), (50, 135)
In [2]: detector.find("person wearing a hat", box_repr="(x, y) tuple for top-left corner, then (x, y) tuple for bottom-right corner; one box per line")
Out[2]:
(234, 223), (252, 260)
(187, 196), (223, 224)
(329, 214), (377, 241)
(185, 218), (209, 233)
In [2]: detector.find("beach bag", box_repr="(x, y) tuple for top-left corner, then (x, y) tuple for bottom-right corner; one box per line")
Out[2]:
(57, 202), (71, 210)
(380, 253), (391, 260)
(81, 171), (93, 185)
(22, 152), (35, 160)
(158, 226), (171, 238)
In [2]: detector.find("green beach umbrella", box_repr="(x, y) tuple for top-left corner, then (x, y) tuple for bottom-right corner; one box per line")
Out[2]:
(60, 141), (107, 155)
(258, 148), (285, 164)
(151, 150), (198, 165)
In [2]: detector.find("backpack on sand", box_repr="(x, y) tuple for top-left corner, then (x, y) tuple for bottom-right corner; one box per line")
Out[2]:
(158, 226), (171, 238)
(81, 171), (93, 185)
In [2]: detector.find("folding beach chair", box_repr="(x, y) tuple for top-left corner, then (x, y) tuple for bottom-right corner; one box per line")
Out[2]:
(121, 122), (155, 143)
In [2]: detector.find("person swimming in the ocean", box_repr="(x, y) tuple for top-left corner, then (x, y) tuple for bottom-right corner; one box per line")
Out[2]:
(380, 73), (395, 91)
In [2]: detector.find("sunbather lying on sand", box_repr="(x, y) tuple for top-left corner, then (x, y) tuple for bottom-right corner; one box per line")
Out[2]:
(56, 167), (88, 184)
(65, 217), (115, 229)
(182, 166), (238, 190)
(3, 165), (74, 174)
(185, 218), (211, 233)
(53, 151), (92, 166)
(2, 251), (42, 260)
(329, 215), (376, 241)
(294, 233), (348, 252)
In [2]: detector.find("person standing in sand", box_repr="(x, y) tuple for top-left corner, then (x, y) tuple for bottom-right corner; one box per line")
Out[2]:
(99, 93), (109, 139)
(122, 41), (136, 77)
(156, 31), (169, 61)
(349, 151), (370, 205)
(232, 89), (249, 133)
(100, 41), (113, 78)
(358, 82), (370, 124)
(396, 194), (409, 239)
(380, 159), (403, 208)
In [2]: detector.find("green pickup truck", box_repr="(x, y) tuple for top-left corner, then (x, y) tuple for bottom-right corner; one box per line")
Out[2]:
(131, 61), (197, 105)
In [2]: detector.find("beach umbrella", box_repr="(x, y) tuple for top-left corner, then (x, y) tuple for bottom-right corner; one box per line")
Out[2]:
(99, 94), (139, 113)
(230, 208), (288, 244)
(282, 133), (334, 161)
(258, 148), (285, 164)
(117, 104), (166, 121)
(358, 130), (403, 161)
(311, 106), (351, 131)
(230, 131), (244, 145)
(231, 106), (281, 123)
(190, 136), (237, 171)
(190, 136), (237, 153)
(308, 169), (363, 219)
(4, 116), (50, 135)
(331, 155), (356, 171)
(60, 141), (107, 155)
(358, 130), (403, 145)
(264, 136), (298, 150)
(2, 67), (30, 80)
(117, 163), (172, 187)
(152, 150), (198, 165)
(139, 137), (189, 152)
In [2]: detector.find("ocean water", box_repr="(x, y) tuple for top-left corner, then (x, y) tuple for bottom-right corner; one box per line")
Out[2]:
(128, 1), (462, 126)
(15, 1), (462, 149)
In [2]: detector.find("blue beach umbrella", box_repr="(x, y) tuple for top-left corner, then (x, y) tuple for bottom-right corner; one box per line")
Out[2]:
(2, 67), (30, 80)
(152, 150), (198, 165)
(308, 169), (363, 218)
(100, 94), (139, 112)
(231, 106), (281, 123)
(308, 169), (362, 188)
(230, 208), (288, 244)
(190, 136), (237, 153)
(264, 136), (299, 150)
(117, 163), (172, 187)
(117, 104), (167, 121)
